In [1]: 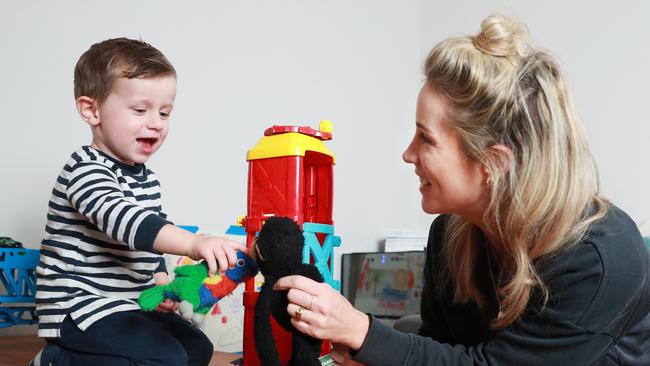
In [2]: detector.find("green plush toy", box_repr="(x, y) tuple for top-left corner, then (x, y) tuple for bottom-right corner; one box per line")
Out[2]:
(139, 251), (258, 325)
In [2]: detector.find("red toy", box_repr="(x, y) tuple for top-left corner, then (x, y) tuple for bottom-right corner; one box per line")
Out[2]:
(242, 121), (339, 366)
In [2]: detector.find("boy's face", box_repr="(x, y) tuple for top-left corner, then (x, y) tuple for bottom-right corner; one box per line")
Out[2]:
(92, 75), (177, 165)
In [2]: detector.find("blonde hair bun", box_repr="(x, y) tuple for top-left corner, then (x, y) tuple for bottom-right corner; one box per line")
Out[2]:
(473, 14), (528, 58)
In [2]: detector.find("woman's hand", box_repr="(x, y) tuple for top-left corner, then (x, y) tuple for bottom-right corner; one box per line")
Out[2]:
(152, 272), (179, 313)
(274, 275), (370, 350)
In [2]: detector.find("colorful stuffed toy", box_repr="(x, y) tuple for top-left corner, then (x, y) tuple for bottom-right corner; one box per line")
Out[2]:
(252, 216), (324, 366)
(139, 251), (258, 326)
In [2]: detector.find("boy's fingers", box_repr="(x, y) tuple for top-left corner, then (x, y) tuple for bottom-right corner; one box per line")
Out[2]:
(214, 248), (228, 275)
(226, 249), (238, 268)
(205, 256), (217, 276)
(230, 241), (248, 253)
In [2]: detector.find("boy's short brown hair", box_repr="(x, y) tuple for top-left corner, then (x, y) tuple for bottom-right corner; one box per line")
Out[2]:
(74, 37), (176, 104)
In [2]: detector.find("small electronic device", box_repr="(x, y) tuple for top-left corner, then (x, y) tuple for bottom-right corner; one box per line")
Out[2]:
(340, 250), (426, 318)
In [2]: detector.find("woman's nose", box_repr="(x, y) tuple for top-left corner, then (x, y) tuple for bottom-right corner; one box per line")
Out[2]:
(402, 140), (416, 164)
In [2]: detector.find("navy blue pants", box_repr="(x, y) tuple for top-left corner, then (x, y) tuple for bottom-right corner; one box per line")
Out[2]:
(48, 311), (213, 366)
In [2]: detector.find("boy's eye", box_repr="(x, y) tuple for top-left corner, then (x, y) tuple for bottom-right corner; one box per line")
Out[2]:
(133, 108), (146, 114)
(160, 111), (171, 119)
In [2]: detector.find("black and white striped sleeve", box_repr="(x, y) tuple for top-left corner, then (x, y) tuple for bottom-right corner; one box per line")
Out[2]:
(65, 162), (168, 252)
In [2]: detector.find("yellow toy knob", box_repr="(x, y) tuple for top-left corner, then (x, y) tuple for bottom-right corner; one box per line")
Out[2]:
(319, 120), (333, 133)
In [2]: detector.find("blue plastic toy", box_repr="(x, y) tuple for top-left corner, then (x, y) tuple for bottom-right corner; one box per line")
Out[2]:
(0, 247), (39, 328)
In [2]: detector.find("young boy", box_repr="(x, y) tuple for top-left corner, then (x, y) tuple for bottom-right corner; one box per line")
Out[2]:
(29, 38), (246, 366)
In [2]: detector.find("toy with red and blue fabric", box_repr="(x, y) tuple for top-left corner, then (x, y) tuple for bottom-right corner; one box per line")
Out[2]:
(139, 251), (258, 325)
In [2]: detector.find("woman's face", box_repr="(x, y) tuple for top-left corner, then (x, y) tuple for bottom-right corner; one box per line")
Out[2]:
(403, 84), (489, 220)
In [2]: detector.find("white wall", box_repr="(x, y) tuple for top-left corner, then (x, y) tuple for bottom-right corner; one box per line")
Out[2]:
(420, 0), (650, 223)
(0, 0), (426, 255)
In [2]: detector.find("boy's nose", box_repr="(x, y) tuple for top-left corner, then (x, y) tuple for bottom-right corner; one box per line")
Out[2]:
(147, 116), (164, 130)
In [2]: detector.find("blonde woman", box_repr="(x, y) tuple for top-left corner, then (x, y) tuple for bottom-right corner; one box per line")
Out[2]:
(275, 15), (650, 365)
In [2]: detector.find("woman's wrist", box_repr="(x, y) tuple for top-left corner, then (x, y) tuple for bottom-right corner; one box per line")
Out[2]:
(346, 310), (371, 351)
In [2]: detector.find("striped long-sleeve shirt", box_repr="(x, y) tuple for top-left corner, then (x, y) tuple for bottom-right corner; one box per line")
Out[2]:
(36, 146), (170, 338)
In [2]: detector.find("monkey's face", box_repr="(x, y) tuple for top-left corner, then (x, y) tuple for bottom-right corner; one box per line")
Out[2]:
(254, 216), (305, 276)
(249, 237), (265, 263)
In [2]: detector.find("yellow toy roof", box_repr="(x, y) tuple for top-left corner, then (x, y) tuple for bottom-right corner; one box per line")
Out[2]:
(246, 121), (336, 162)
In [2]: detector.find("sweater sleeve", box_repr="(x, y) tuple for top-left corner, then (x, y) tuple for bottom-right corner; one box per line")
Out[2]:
(352, 210), (650, 366)
(155, 256), (168, 273)
(65, 161), (168, 252)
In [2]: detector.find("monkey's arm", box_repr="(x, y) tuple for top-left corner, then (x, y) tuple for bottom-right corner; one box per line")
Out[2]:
(255, 284), (283, 366)
(298, 264), (324, 283)
(289, 330), (323, 366)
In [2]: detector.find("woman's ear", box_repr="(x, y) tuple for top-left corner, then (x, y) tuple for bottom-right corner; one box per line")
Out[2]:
(76, 96), (100, 126)
(488, 144), (513, 175)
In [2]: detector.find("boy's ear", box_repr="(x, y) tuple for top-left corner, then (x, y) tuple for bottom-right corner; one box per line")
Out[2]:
(76, 96), (100, 126)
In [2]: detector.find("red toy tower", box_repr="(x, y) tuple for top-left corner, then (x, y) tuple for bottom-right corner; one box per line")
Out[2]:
(242, 121), (340, 365)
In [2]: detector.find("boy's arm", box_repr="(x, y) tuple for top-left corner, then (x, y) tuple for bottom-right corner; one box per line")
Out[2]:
(65, 161), (247, 275)
(153, 224), (248, 276)
(65, 161), (169, 252)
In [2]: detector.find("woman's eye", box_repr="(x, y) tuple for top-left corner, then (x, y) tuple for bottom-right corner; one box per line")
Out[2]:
(419, 133), (431, 144)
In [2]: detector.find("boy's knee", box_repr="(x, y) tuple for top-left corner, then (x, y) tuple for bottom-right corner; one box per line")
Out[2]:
(151, 344), (188, 366)
(190, 331), (214, 364)
(132, 337), (188, 366)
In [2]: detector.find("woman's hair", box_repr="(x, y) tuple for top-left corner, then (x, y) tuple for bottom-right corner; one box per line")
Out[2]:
(425, 15), (608, 330)
(74, 37), (176, 104)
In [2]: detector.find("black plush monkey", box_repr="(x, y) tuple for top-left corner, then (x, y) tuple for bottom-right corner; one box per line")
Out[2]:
(252, 216), (324, 366)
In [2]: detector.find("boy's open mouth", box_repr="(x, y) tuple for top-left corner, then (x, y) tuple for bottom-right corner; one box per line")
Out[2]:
(137, 137), (158, 152)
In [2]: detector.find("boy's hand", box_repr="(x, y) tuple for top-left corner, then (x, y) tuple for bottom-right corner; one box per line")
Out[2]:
(152, 272), (180, 313)
(187, 235), (248, 276)
(155, 298), (180, 313)
(153, 224), (248, 276)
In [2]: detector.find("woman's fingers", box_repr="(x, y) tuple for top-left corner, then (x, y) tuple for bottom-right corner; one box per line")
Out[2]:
(275, 275), (323, 294)
(289, 311), (321, 340)
(287, 303), (314, 323)
(286, 288), (319, 311)
(275, 274), (369, 348)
